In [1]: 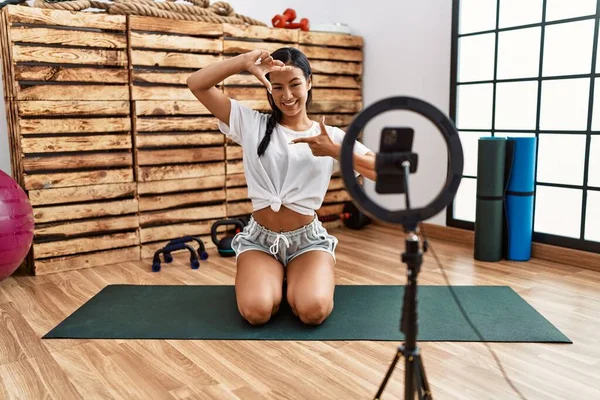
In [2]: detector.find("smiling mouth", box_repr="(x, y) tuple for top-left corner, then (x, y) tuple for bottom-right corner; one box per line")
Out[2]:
(282, 100), (298, 108)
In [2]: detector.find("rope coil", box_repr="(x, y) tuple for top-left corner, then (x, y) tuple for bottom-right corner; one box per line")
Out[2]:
(31, 0), (266, 26)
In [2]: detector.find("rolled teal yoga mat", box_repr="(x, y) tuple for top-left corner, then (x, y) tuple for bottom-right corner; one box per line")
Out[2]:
(475, 137), (507, 261)
(505, 137), (537, 261)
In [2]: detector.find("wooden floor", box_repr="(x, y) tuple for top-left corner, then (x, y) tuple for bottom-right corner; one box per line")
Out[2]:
(0, 223), (599, 400)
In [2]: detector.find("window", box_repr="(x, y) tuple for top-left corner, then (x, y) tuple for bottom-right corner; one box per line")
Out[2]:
(448, 0), (600, 253)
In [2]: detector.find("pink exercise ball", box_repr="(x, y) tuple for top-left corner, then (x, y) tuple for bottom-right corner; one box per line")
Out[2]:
(0, 170), (34, 282)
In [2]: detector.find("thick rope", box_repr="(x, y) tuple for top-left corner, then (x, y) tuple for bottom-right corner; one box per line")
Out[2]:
(31, 0), (266, 25)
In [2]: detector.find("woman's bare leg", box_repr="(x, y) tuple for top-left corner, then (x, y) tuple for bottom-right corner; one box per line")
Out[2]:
(285, 251), (335, 325)
(235, 250), (285, 325)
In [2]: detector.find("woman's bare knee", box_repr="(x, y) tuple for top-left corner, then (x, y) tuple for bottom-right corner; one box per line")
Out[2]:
(295, 295), (333, 325)
(238, 298), (279, 325)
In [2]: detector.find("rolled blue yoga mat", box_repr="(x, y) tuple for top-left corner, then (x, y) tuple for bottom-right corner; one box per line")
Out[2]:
(504, 137), (537, 261)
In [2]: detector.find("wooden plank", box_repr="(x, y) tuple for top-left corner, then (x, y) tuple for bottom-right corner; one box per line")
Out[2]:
(10, 27), (126, 48)
(227, 201), (252, 217)
(139, 189), (226, 212)
(18, 100), (130, 117)
(132, 86), (197, 101)
(19, 117), (130, 135)
(137, 147), (225, 166)
(21, 135), (132, 153)
(6, 5), (126, 31)
(28, 183), (137, 206)
(312, 74), (361, 89)
(22, 152), (132, 172)
(310, 101), (362, 113)
(227, 160), (243, 174)
(223, 23), (297, 42)
(310, 60), (362, 75)
(324, 189), (351, 203)
(138, 162), (225, 182)
(225, 87), (361, 101)
(135, 100), (211, 116)
(317, 203), (345, 216)
(24, 168), (133, 190)
(223, 40), (293, 54)
(131, 50), (220, 69)
(14, 65), (128, 83)
(138, 175), (225, 195)
(328, 177), (345, 191)
(226, 173), (246, 187)
(133, 70), (191, 85)
(136, 117), (218, 132)
(224, 73), (261, 86)
(17, 85), (129, 100)
(131, 32), (221, 53)
(309, 113), (355, 126)
(299, 31), (363, 47)
(139, 220), (216, 243)
(136, 132), (223, 147)
(130, 16), (222, 36)
(139, 204), (226, 226)
(237, 99), (270, 112)
(1, 9), (15, 101)
(13, 46), (127, 67)
(33, 231), (139, 259)
(226, 187), (248, 201)
(34, 216), (140, 240)
(33, 199), (138, 224)
(226, 146), (243, 160)
(33, 246), (140, 275)
(299, 45), (362, 62)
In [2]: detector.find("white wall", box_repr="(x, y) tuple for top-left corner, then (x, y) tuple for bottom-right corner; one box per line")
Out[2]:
(0, 0), (454, 224)
(0, 76), (11, 176)
(229, 0), (454, 225)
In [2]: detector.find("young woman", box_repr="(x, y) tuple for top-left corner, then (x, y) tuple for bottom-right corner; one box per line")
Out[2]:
(186, 47), (376, 326)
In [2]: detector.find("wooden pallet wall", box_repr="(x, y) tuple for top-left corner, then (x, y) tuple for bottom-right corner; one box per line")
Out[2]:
(0, 5), (364, 274)
(1, 6), (140, 275)
(128, 16), (227, 258)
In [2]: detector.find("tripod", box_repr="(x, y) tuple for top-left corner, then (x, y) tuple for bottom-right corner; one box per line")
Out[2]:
(374, 161), (432, 400)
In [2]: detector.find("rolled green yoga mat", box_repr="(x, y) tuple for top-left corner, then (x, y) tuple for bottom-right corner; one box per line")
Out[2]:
(43, 284), (571, 343)
(475, 138), (509, 261)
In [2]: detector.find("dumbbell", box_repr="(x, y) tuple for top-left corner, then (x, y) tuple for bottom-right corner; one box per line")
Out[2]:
(286, 18), (310, 32)
(319, 202), (371, 230)
(272, 8), (296, 28)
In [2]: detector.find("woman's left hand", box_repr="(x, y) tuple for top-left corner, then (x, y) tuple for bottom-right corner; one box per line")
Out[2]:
(290, 117), (339, 158)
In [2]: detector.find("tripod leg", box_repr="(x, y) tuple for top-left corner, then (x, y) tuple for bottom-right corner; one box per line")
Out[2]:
(415, 354), (432, 400)
(374, 346), (404, 400)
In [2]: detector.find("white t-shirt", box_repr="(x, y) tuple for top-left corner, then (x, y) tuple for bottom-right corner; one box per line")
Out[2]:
(218, 99), (372, 216)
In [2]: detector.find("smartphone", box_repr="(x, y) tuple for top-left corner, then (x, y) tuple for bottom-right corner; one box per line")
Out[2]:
(375, 127), (415, 194)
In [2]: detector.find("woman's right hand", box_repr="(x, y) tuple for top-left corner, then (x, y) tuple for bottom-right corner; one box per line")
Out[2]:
(244, 50), (293, 93)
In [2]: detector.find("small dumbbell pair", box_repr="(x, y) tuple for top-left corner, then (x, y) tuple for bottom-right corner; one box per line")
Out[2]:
(272, 8), (310, 31)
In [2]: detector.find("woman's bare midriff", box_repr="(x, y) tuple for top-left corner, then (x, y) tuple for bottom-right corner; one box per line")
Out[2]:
(252, 206), (315, 232)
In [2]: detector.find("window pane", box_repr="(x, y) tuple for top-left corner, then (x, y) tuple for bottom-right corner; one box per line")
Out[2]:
(584, 190), (600, 242)
(494, 132), (536, 138)
(534, 186), (582, 238)
(545, 0), (597, 22)
(497, 27), (541, 79)
(495, 81), (538, 129)
(458, 131), (491, 176)
(537, 133), (587, 185)
(591, 78), (600, 130)
(540, 78), (590, 131)
(588, 136), (600, 187)
(459, 0), (497, 34)
(543, 20), (595, 77)
(453, 177), (477, 222)
(499, 0), (543, 28)
(456, 83), (494, 129)
(458, 34), (496, 82)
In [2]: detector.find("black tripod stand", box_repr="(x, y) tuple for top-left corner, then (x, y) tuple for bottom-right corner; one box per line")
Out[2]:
(374, 161), (432, 400)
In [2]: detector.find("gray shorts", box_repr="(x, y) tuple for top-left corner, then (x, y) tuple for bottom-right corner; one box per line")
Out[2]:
(230, 215), (338, 266)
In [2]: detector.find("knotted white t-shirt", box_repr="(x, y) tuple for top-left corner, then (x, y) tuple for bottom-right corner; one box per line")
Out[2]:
(218, 99), (372, 216)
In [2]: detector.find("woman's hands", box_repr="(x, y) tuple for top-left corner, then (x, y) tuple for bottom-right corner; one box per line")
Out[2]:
(243, 50), (293, 93)
(290, 117), (339, 158)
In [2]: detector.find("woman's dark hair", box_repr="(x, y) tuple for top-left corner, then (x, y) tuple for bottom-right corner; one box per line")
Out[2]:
(257, 47), (312, 157)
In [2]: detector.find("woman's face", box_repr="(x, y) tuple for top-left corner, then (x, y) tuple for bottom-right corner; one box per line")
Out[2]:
(269, 66), (311, 117)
